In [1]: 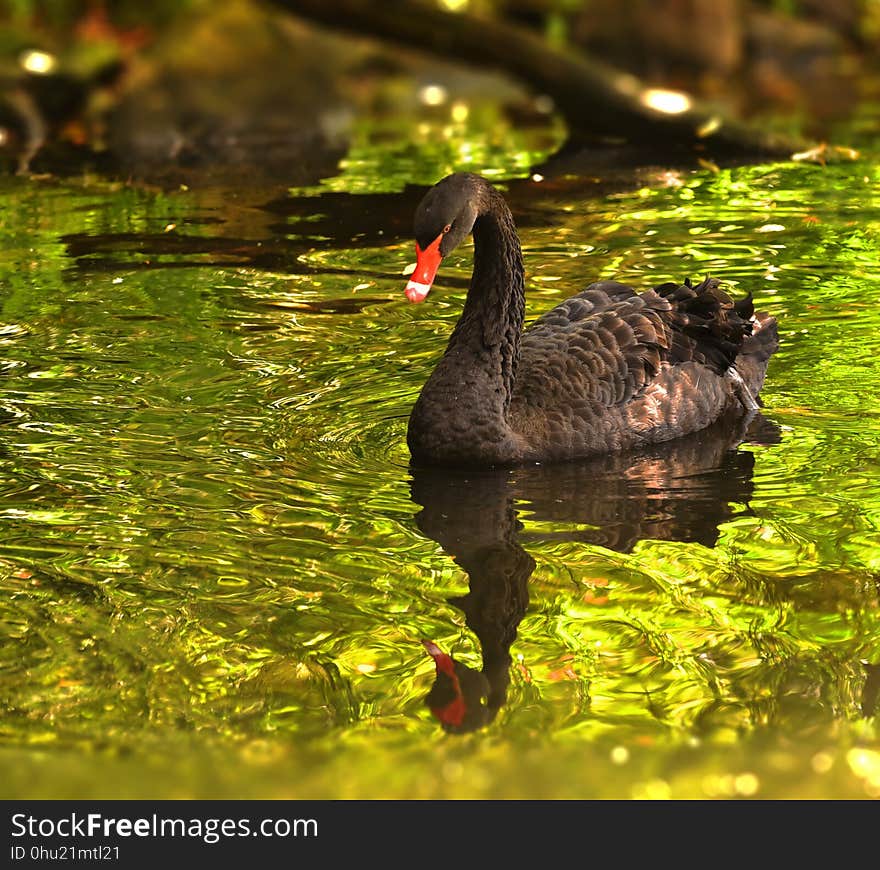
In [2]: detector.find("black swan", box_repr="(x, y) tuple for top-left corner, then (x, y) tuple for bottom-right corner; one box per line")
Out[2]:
(404, 172), (779, 467)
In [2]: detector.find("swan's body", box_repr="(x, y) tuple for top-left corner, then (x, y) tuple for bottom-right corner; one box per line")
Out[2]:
(404, 172), (778, 468)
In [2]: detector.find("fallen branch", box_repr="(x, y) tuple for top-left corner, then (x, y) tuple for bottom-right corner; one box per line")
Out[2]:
(269, 0), (808, 158)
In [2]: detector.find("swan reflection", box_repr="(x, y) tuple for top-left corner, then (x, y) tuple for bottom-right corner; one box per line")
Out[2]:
(410, 407), (781, 733)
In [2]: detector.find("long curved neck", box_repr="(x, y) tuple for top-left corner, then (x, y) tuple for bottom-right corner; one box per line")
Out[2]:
(408, 186), (526, 465)
(447, 192), (525, 409)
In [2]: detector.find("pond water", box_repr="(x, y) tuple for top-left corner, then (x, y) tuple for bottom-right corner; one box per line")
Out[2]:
(1, 107), (879, 799)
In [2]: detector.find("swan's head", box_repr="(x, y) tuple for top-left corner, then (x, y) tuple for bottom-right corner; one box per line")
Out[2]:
(405, 173), (484, 303)
(422, 639), (495, 733)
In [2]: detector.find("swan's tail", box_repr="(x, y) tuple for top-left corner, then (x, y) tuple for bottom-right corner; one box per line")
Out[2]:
(733, 310), (779, 402)
(654, 276), (779, 406)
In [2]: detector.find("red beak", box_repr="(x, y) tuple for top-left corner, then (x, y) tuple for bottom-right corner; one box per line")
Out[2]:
(405, 233), (443, 302)
(422, 640), (466, 727)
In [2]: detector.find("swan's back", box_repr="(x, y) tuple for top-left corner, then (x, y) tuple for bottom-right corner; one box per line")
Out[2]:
(510, 278), (778, 461)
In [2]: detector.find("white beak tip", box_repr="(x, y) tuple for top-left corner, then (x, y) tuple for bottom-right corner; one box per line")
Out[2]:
(405, 280), (431, 303)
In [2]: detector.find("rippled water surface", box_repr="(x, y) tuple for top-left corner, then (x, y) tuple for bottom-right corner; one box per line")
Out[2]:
(2, 115), (879, 798)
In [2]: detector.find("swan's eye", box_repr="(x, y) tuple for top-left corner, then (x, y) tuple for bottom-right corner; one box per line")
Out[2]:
(443, 224), (452, 234)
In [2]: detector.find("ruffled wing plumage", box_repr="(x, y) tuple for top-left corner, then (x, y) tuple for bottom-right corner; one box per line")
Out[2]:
(510, 277), (773, 458)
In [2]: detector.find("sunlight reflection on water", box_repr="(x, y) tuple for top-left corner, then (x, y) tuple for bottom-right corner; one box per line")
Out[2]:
(0, 134), (879, 797)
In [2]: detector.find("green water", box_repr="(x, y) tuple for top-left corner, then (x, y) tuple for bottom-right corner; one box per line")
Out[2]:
(1, 110), (879, 799)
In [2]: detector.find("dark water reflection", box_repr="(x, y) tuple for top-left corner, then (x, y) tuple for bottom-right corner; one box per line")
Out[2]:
(411, 408), (782, 733)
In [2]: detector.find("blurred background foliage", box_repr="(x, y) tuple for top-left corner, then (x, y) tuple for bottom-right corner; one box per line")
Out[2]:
(0, 0), (878, 180)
